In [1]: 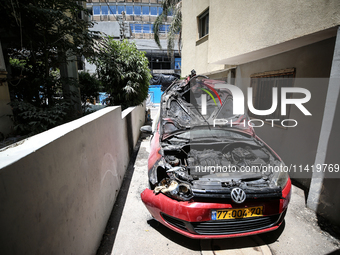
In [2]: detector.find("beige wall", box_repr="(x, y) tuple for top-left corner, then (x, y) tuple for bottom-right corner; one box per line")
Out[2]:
(235, 38), (335, 186)
(182, 0), (340, 76)
(182, 0), (225, 76)
(0, 104), (145, 255)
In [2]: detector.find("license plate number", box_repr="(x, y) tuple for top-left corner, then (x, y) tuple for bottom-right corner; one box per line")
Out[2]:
(211, 206), (263, 220)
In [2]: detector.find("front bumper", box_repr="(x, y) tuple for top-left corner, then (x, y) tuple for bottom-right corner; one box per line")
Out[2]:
(141, 178), (291, 239)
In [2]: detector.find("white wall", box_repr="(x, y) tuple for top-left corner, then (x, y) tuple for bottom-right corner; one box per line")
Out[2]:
(182, 0), (340, 76)
(0, 104), (145, 255)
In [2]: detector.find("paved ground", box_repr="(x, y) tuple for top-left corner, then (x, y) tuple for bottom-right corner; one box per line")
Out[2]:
(111, 138), (201, 255)
(101, 105), (340, 255)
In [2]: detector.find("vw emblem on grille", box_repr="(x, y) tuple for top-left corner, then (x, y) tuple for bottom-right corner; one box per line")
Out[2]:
(231, 188), (246, 203)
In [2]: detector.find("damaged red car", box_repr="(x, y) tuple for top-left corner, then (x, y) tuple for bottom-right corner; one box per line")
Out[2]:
(141, 73), (291, 239)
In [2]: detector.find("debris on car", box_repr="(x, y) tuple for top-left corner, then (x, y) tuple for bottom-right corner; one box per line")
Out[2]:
(141, 71), (291, 238)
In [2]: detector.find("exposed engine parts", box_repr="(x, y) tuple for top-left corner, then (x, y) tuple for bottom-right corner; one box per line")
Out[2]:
(153, 143), (284, 201)
(154, 179), (193, 200)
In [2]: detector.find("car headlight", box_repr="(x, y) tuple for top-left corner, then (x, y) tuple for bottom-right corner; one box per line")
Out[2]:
(271, 163), (289, 188)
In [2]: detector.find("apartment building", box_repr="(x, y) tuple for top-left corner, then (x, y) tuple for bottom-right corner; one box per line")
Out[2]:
(85, 0), (181, 74)
(182, 0), (340, 226)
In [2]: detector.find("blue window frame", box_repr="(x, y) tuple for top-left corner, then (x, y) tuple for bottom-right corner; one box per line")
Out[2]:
(160, 24), (169, 33)
(143, 24), (151, 33)
(134, 6), (141, 15)
(135, 24), (142, 33)
(118, 6), (125, 15)
(101, 6), (108, 15)
(159, 25), (165, 33)
(109, 5), (116, 15)
(142, 6), (149, 15)
(158, 7), (163, 15)
(93, 6), (100, 15)
(167, 9), (173, 16)
(126, 6), (133, 15)
(150, 6), (157, 15)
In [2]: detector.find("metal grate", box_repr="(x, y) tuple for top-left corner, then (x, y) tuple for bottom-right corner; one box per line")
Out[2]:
(192, 215), (280, 235)
(161, 213), (187, 231)
(162, 213), (282, 235)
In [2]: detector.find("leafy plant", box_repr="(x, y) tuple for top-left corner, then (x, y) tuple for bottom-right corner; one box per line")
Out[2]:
(91, 38), (152, 110)
(78, 71), (101, 112)
(0, 0), (100, 136)
(10, 101), (70, 136)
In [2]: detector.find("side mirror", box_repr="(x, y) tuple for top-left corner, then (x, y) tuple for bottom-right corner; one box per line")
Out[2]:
(140, 125), (152, 134)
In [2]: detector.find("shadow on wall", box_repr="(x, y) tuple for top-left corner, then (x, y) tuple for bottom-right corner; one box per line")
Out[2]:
(0, 104), (146, 255)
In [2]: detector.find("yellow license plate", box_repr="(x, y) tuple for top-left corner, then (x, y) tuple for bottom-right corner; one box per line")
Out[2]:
(212, 206), (263, 220)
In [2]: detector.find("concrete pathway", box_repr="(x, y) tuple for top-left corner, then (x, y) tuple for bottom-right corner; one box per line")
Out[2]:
(111, 138), (201, 255)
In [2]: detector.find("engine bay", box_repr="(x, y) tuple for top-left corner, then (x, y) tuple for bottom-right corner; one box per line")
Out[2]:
(152, 140), (284, 201)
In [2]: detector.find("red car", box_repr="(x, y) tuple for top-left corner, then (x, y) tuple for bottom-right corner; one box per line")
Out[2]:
(141, 73), (291, 239)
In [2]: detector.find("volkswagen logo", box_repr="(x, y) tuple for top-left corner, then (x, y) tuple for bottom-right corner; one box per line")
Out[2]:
(231, 188), (246, 203)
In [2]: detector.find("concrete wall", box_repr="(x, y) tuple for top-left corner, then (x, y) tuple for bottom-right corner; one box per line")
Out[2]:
(234, 38), (335, 187)
(317, 93), (340, 224)
(306, 28), (340, 225)
(89, 21), (121, 38)
(182, 0), (340, 76)
(0, 104), (145, 255)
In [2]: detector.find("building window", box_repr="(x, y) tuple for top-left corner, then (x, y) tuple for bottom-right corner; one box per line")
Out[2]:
(142, 6), (149, 15)
(101, 6), (108, 15)
(249, 68), (296, 122)
(134, 6), (141, 15)
(198, 9), (209, 38)
(130, 23), (143, 33)
(167, 8), (173, 16)
(143, 24), (151, 33)
(150, 6), (157, 15)
(93, 6), (100, 15)
(118, 5), (125, 15)
(109, 5), (116, 15)
(126, 5), (133, 15)
(159, 24), (169, 33)
(158, 7), (163, 15)
(131, 23), (155, 34)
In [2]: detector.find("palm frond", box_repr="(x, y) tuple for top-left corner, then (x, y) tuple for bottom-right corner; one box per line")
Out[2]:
(153, 11), (168, 49)
(153, 0), (182, 55)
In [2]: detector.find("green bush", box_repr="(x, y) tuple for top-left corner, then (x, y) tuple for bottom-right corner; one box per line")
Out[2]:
(78, 71), (101, 112)
(8, 59), (75, 136)
(10, 101), (70, 135)
(91, 38), (152, 110)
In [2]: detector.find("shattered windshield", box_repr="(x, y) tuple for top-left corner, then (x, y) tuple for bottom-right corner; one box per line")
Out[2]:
(160, 77), (253, 139)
